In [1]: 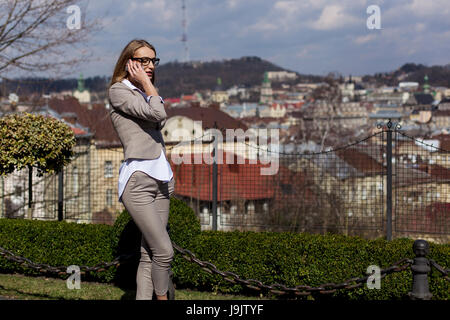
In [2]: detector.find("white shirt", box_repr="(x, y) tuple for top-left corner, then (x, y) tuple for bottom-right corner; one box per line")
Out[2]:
(117, 79), (173, 203)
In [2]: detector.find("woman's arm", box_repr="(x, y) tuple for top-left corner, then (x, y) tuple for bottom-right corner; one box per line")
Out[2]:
(108, 83), (167, 122)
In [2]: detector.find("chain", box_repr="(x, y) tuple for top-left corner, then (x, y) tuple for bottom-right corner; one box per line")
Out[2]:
(171, 242), (413, 296)
(430, 259), (450, 282)
(0, 242), (417, 296)
(0, 245), (138, 276)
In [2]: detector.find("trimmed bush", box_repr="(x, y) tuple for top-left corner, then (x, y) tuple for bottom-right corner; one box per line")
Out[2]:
(0, 112), (76, 176)
(174, 232), (449, 300)
(0, 218), (116, 283)
(0, 197), (448, 300)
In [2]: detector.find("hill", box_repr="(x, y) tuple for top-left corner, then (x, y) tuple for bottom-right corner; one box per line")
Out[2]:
(0, 56), (323, 99)
(362, 63), (450, 88)
(155, 56), (322, 97)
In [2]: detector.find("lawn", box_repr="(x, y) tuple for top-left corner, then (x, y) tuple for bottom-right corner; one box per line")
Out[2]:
(0, 273), (272, 300)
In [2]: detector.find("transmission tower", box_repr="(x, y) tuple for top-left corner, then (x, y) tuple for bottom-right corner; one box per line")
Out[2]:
(181, 0), (189, 62)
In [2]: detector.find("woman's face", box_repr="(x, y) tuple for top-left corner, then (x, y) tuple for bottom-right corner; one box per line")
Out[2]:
(132, 46), (156, 80)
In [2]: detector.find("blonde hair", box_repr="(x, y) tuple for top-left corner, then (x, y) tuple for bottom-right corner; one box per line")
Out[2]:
(109, 39), (156, 88)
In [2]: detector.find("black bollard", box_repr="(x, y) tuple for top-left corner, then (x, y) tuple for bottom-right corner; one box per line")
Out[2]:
(409, 239), (432, 300)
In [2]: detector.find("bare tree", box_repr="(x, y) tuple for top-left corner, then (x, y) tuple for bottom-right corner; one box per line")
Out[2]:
(310, 72), (343, 151)
(0, 0), (103, 78)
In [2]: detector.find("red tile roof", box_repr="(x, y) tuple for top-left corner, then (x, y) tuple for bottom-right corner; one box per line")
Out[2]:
(70, 127), (89, 136)
(397, 202), (450, 234)
(166, 98), (181, 104)
(336, 147), (384, 175)
(416, 164), (450, 180)
(182, 95), (196, 101)
(168, 151), (313, 202)
(48, 97), (121, 147)
(430, 133), (450, 152)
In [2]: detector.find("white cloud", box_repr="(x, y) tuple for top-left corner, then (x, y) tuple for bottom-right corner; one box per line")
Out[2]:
(128, 0), (178, 28)
(309, 5), (360, 30)
(415, 23), (426, 32)
(409, 0), (450, 16)
(296, 44), (320, 58)
(353, 34), (377, 45)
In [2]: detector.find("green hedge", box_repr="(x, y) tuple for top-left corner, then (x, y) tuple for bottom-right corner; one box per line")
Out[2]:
(0, 197), (449, 300)
(177, 232), (449, 300)
(0, 218), (116, 283)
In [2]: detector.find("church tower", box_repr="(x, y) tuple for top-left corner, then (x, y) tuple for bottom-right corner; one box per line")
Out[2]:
(73, 73), (91, 104)
(259, 72), (273, 104)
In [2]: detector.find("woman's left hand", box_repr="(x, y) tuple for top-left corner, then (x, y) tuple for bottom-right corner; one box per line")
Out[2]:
(127, 59), (151, 88)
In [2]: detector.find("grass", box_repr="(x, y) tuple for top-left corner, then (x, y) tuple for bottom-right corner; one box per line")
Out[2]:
(0, 273), (272, 300)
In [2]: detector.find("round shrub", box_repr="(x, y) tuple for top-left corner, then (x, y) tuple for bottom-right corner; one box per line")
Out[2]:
(0, 112), (76, 176)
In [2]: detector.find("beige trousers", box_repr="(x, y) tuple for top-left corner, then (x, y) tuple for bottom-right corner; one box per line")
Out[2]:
(121, 170), (175, 299)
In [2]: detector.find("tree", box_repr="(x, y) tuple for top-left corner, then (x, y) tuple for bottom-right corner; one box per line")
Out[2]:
(0, 112), (76, 176)
(0, 0), (102, 77)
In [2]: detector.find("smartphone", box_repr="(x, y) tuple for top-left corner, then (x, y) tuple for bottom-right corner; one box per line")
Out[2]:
(125, 65), (128, 72)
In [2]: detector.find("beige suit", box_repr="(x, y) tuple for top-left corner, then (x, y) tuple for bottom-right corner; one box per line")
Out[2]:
(108, 80), (174, 299)
(108, 81), (168, 160)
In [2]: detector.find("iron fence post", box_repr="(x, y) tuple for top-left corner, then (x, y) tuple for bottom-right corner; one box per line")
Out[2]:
(212, 122), (218, 231)
(409, 239), (433, 300)
(27, 165), (32, 219)
(58, 169), (64, 221)
(386, 120), (393, 241)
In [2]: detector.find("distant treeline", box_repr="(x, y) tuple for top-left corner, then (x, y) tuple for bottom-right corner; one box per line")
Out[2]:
(362, 63), (450, 88)
(1, 60), (449, 99)
(0, 56), (322, 98)
(0, 76), (110, 98)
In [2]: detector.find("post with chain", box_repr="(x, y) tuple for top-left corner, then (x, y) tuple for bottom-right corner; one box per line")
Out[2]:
(27, 165), (33, 219)
(409, 239), (432, 300)
(386, 119), (393, 241)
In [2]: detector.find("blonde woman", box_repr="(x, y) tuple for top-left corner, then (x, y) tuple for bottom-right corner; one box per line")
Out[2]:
(108, 39), (175, 300)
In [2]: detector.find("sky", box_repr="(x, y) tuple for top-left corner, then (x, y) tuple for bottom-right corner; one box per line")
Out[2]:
(24, 0), (450, 78)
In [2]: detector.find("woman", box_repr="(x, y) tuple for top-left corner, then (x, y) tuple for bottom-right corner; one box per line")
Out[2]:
(108, 39), (175, 300)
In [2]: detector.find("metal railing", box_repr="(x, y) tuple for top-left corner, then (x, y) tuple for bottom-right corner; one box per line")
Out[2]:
(0, 121), (449, 242)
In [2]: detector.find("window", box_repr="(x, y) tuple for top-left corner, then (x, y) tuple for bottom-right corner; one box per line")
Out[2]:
(280, 183), (293, 194)
(104, 161), (113, 178)
(72, 166), (79, 193)
(106, 189), (113, 207)
(246, 201), (255, 214)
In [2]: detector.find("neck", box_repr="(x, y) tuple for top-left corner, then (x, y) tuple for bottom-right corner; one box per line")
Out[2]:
(127, 77), (143, 91)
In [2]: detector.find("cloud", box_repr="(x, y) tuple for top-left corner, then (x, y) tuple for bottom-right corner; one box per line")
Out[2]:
(415, 23), (426, 32)
(353, 34), (377, 45)
(309, 5), (360, 30)
(127, 0), (178, 29)
(26, 0), (450, 79)
(409, 0), (450, 17)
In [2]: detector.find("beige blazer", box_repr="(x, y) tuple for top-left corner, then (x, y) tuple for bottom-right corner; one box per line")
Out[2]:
(108, 81), (168, 160)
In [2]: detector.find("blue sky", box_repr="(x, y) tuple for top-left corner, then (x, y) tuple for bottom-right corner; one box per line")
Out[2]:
(60, 0), (450, 78)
